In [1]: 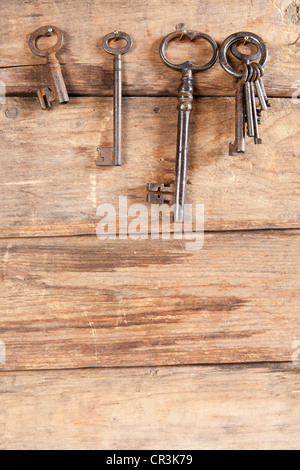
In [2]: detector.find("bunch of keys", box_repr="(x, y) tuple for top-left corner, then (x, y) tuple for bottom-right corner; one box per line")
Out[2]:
(29, 26), (69, 110)
(219, 32), (270, 155)
(147, 29), (219, 223)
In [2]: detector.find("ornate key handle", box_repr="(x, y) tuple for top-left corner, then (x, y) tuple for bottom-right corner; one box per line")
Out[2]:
(29, 26), (69, 109)
(160, 30), (219, 72)
(148, 30), (218, 223)
(97, 31), (133, 167)
(219, 31), (268, 77)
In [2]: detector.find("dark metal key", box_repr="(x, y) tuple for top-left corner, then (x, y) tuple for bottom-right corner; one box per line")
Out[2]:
(29, 26), (69, 109)
(97, 31), (133, 167)
(229, 64), (248, 155)
(147, 30), (218, 223)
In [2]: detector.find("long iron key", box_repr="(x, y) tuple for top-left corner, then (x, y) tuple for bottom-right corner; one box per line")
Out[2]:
(252, 63), (269, 109)
(148, 30), (218, 223)
(97, 31), (133, 167)
(229, 64), (248, 155)
(249, 65), (263, 144)
(29, 26), (69, 109)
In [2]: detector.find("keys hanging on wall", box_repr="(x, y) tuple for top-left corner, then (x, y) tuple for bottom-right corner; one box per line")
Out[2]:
(219, 32), (269, 156)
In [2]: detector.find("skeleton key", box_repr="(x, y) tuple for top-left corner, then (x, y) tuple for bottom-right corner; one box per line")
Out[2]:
(97, 31), (133, 167)
(249, 65), (263, 144)
(229, 64), (248, 155)
(244, 64), (255, 138)
(148, 30), (218, 223)
(252, 63), (267, 111)
(29, 26), (69, 109)
(253, 62), (271, 108)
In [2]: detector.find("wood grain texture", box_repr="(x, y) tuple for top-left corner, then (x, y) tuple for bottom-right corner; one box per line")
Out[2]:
(0, 0), (300, 97)
(1, 97), (299, 238)
(0, 231), (299, 371)
(0, 363), (299, 450)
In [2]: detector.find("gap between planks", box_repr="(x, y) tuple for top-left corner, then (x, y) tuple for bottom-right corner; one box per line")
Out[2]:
(0, 227), (299, 242)
(0, 359), (295, 375)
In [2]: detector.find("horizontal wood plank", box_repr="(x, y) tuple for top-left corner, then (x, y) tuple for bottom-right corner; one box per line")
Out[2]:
(0, 0), (299, 96)
(0, 363), (299, 450)
(1, 97), (299, 237)
(0, 231), (299, 371)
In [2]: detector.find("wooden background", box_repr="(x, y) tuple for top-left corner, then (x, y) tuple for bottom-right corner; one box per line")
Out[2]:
(0, 0), (299, 450)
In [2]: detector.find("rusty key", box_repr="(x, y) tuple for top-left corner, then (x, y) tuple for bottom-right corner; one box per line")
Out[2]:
(147, 30), (218, 223)
(29, 26), (69, 109)
(97, 31), (133, 167)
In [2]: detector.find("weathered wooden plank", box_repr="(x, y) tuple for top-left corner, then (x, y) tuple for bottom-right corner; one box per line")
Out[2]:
(0, 363), (299, 450)
(0, 97), (299, 237)
(0, 231), (299, 371)
(0, 0), (299, 96)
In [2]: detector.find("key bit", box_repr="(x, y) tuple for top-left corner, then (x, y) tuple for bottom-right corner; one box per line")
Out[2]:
(96, 147), (114, 166)
(96, 31), (133, 167)
(249, 65), (262, 145)
(147, 193), (174, 204)
(29, 26), (69, 110)
(229, 64), (247, 155)
(147, 183), (175, 204)
(37, 87), (56, 110)
(252, 63), (267, 111)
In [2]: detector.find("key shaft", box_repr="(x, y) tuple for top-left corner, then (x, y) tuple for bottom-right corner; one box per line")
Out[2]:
(245, 81), (254, 137)
(114, 54), (122, 166)
(250, 82), (262, 144)
(47, 52), (69, 105)
(255, 77), (268, 111)
(174, 68), (193, 223)
(229, 83), (245, 155)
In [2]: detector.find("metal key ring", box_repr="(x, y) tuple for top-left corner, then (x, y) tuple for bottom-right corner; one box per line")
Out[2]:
(103, 31), (133, 55)
(241, 62), (249, 84)
(230, 38), (261, 62)
(29, 26), (63, 57)
(249, 64), (258, 82)
(220, 32), (268, 78)
(160, 30), (219, 72)
(251, 63), (261, 80)
(253, 62), (265, 77)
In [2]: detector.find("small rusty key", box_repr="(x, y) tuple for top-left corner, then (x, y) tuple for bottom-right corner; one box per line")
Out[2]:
(97, 31), (133, 167)
(148, 30), (218, 223)
(29, 26), (69, 109)
(229, 63), (247, 155)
